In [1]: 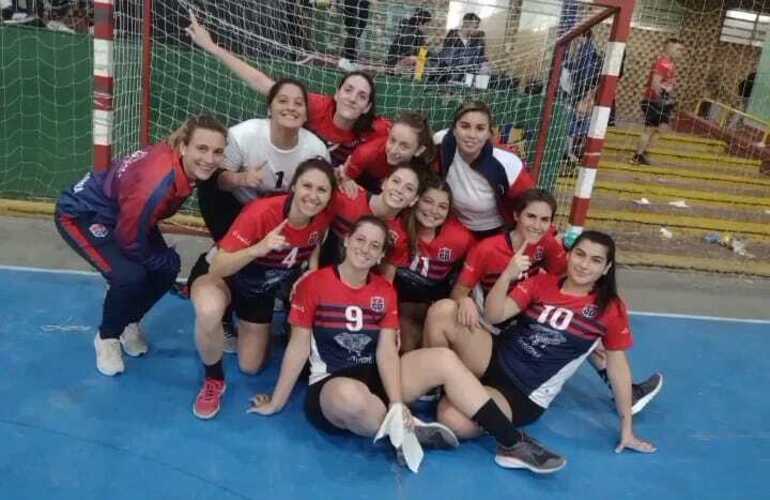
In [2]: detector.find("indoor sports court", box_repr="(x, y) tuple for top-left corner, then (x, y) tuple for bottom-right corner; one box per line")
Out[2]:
(2, 263), (767, 500)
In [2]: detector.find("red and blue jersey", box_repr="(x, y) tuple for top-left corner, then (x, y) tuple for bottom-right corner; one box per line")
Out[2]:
(307, 93), (391, 167)
(55, 143), (194, 264)
(458, 231), (567, 296)
(290, 266), (399, 383)
(345, 134), (391, 184)
(497, 273), (634, 408)
(329, 188), (410, 267)
(400, 217), (475, 285)
(219, 194), (333, 294)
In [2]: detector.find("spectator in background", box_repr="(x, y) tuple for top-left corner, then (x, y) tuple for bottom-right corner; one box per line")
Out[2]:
(435, 13), (488, 85)
(739, 71), (756, 111)
(386, 9), (432, 72)
(632, 38), (684, 166)
(563, 31), (603, 163)
(338, 0), (370, 71)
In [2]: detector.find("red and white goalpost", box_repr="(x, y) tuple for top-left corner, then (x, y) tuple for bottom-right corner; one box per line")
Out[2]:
(94, 0), (634, 235)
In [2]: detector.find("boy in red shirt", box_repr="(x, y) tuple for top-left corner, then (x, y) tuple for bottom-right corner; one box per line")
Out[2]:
(632, 38), (684, 165)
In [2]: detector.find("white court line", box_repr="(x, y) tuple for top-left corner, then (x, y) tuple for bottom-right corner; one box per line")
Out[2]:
(2, 264), (769, 325)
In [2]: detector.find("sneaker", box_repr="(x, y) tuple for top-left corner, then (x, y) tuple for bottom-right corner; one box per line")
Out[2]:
(631, 372), (663, 415)
(120, 323), (148, 357)
(337, 57), (359, 72)
(222, 320), (237, 355)
(494, 432), (566, 474)
(631, 153), (651, 165)
(413, 418), (459, 449)
(94, 334), (125, 376)
(193, 378), (227, 419)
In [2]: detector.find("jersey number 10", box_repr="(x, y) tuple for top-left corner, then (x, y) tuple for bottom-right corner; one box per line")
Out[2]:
(536, 305), (574, 331)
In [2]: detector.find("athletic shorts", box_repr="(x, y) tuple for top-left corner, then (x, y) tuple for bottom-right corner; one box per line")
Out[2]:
(230, 267), (301, 324)
(480, 343), (545, 427)
(305, 365), (388, 434)
(394, 268), (453, 304)
(640, 99), (675, 127)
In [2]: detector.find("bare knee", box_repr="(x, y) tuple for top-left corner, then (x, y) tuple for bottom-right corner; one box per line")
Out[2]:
(424, 299), (458, 346)
(238, 358), (264, 376)
(323, 380), (371, 421)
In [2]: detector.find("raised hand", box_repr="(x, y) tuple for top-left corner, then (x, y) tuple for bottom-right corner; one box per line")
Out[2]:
(505, 243), (531, 278)
(255, 219), (289, 257)
(241, 161), (267, 189)
(185, 9), (216, 52)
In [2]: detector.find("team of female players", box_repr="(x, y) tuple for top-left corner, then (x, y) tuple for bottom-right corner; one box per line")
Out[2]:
(54, 13), (661, 476)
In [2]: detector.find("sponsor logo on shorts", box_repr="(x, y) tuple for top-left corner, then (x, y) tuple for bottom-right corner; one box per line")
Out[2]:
(89, 223), (108, 238)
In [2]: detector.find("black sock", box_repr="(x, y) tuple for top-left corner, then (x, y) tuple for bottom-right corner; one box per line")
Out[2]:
(99, 329), (120, 340)
(204, 359), (224, 380)
(472, 399), (521, 448)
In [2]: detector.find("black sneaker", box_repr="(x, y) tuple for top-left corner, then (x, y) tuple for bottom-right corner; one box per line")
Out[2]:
(631, 372), (663, 415)
(494, 432), (566, 474)
(631, 153), (651, 165)
(413, 418), (459, 449)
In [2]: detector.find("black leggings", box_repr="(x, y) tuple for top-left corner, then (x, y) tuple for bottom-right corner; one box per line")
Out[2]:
(341, 0), (370, 60)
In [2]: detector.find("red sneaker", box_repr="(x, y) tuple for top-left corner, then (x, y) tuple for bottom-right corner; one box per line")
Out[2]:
(193, 378), (227, 419)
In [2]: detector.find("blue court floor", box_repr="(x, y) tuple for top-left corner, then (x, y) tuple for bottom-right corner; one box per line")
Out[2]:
(1, 267), (768, 500)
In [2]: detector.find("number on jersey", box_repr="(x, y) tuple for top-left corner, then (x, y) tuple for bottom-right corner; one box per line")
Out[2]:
(281, 247), (298, 268)
(536, 305), (574, 331)
(409, 255), (430, 277)
(345, 306), (363, 332)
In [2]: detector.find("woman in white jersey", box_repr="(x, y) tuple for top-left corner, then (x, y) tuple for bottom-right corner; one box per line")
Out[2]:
(434, 101), (536, 238)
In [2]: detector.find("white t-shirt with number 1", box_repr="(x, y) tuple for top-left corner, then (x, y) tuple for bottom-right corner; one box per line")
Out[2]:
(223, 118), (330, 204)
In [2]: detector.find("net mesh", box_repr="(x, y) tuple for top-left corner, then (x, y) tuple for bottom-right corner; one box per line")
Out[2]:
(2, 0), (769, 272)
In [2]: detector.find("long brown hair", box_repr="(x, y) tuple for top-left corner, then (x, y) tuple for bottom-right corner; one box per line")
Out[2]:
(393, 111), (436, 167)
(167, 114), (228, 149)
(405, 173), (452, 256)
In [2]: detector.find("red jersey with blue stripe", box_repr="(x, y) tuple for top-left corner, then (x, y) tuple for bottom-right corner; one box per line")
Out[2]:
(458, 231), (567, 296)
(329, 187), (410, 267)
(307, 93), (391, 167)
(346, 135), (391, 182)
(290, 266), (399, 384)
(496, 273), (633, 408)
(400, 217), (475, 285)
(55, 143), (194, 263)
(219, 195), (333, 293)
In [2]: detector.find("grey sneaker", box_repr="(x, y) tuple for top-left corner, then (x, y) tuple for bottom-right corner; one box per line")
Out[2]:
(631, 372), (663, 415)
(413, 418), (459, 449)
(495, 432), (566, 474)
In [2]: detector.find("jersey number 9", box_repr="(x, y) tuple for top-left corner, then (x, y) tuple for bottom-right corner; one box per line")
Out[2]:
(345, 306), (363, 332)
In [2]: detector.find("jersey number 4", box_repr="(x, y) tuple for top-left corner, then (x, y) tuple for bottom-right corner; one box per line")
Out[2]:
(536, 305), (574, 331)
(281, 247), (298, 268)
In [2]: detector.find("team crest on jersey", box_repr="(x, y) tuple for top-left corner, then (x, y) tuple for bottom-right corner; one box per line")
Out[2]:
(308, 231), (321, 246)
(582, 304), (599, 319)
(89, 224), (108, 238)
(370, 296), (385, 313)
(534, 246), (544, 261)
(438, 247), (453, 262)
(388, 230), (399, 245)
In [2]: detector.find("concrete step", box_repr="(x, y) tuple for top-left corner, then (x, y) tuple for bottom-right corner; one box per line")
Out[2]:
(602, 144), (760, 168)
(604, 134), (726, 155)
(596, 160), (770, 188)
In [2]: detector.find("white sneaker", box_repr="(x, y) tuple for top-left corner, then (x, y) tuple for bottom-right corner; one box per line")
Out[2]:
(120, 322), (148, 357)
(337, 58), (359, 72)
(94, 334), (125, 376)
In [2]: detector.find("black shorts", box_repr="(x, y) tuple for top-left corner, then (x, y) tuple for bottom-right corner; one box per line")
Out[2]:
(640, 99), (675, 127)
(480, 345), (545, 427)
(394, 268), (453, 304)
(197, 169), (243, 241)
(305, 365), (388, 434)
(319, 230), (344, 268)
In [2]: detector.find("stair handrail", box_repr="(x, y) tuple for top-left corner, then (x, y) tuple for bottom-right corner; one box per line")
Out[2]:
(695, 97), (769, 146)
